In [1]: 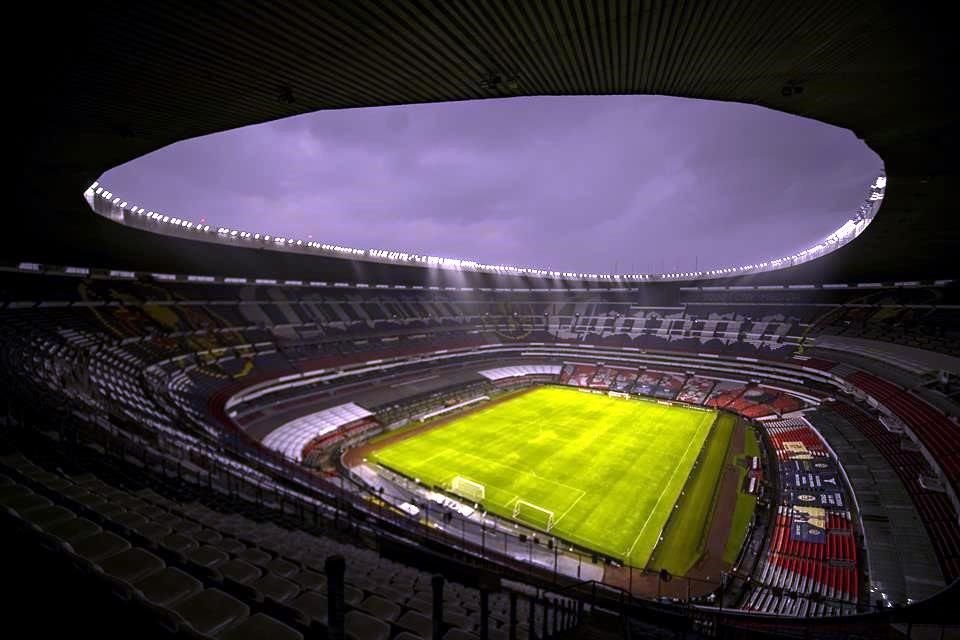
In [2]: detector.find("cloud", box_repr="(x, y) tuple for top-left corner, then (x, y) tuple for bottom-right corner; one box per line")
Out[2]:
(102, 96), (882, 273)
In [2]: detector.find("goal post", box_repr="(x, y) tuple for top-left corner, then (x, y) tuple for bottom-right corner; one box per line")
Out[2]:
(450, 476), (485, 502)
(512, 499), (556, 532)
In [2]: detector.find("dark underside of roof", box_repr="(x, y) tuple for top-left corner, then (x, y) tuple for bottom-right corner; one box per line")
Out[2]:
(7, 0), (958, 286)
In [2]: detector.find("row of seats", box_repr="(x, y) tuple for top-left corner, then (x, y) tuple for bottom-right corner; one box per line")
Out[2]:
(769, 509), (856, 562)
(742, 418), (862, 614)
(764, 423), (831, 461)
(2, 457), (293, 638)
(754, 554), (858, 606)
(1, 449), (576, 639)
(743, 586), (857, 618)
(826, 402), (960, 582)
(818, 308), (960, 358)
(557, 362), (812, 418)
(847, 371), (960, 489)
(4, 295), (804, 351)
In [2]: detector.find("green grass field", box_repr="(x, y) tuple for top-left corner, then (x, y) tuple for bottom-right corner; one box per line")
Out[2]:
(648, 412), (737, 575)
(370, 386), (717, 567)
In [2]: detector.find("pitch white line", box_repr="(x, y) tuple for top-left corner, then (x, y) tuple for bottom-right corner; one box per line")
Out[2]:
(551, 490), (587, 528)
(623, 413), (715, 560)
(453, 449), (587, 495)
(414, 447), (456, 469)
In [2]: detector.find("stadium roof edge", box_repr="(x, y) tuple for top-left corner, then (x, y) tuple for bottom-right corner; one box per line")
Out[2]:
(8, 2), (958, 285)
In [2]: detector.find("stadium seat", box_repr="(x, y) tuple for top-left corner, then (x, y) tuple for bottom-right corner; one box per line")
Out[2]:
(290, 568), (326, 591)
(217, 559), (262, 585)
(359, 594), (402, 622)
(214, 537), (248, 555)
(131, 520), (174, 544)
(40, 516), (101, 544)
(164, 588), (249, 636)
(159, 532), (199, 562)
(406, 593), (434, 614)
(193, 527), (224, 545)
(345, 610), (391, 640)
(69, 531), (131, 564)
(110, 510), (150, 534)
(216, 613), (303, 640)
(134, 567), (204, 608)
(265, 556), (300, 578)
(0, 482), (32, 501)
(250, 573), (299, 603)
(97, 547), (166, 585)
(2, 492), (53, 515)
(237, 547), (273, 568)
(19, 505), (76, 529)
(288, 590), (328, 627)
(344, 584), (365, 606)
(397, 610), (433, 639)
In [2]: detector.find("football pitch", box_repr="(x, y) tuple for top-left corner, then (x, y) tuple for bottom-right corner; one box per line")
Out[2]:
(370, 386), (718, 567)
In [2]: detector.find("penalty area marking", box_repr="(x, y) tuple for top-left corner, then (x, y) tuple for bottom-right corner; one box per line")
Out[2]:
(411, 446), (460, 470)
(439, 448), (587, 523)
(623, 412), (716, 561)
(503, 488), (587, 531)
(444, 474), (516, 508)
(551, 490), (587, 528)
(388, 445), (585, 514)
(452, 449), (587, 496)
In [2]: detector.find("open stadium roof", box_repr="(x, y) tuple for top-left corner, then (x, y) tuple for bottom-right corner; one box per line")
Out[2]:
(9, 1), (957, 285)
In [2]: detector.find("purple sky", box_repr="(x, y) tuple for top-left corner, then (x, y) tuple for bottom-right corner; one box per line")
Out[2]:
(102, 96), (882, 274)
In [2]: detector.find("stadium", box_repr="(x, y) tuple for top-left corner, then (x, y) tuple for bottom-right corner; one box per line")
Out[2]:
(3, 2), (957, 639)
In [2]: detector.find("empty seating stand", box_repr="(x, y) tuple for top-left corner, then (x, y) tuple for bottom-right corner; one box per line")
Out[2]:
(827, 402), (960, 583)
(847, 371), (960, 491)
(1, 451), (578, 639)
(742, 419), (863, 615)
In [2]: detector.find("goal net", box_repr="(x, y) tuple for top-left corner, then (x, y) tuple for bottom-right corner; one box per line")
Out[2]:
(512, 499), (556, 532)
(450, 476), (485, 502)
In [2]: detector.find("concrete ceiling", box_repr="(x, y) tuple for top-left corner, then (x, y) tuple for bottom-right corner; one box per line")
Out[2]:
(8, 1), (957, 285)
